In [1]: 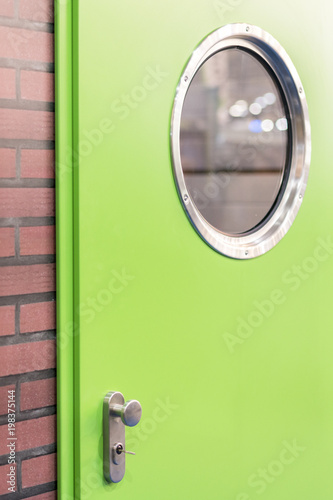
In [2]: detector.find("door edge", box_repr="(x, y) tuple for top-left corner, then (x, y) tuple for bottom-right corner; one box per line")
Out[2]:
(55, 0), (75, 497)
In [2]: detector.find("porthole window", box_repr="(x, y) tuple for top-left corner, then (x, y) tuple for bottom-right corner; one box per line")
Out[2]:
(171, 24), (311, 259)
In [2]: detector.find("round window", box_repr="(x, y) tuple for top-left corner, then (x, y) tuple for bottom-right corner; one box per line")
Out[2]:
(171, 24), (311, 259)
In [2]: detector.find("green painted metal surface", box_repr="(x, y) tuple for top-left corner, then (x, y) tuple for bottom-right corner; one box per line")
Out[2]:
(57, 0), (333, 498)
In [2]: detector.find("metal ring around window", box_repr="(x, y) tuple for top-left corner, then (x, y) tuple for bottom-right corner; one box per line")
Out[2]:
(170, 23), (311, 259)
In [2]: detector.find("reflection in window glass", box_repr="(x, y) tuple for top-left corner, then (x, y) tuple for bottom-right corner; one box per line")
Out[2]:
(180, 48), (289, 235)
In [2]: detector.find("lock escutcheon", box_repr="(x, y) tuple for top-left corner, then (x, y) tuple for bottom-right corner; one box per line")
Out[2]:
(103, 391), (142, 483)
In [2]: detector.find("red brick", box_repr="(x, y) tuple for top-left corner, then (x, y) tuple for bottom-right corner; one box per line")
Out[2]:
(21, 149), (54, 179)
(0, 339), (55, 377)
(19, 0), (54, 23)
(0, 415), (56, 455)
(0, 148), (16, 178)
(21, 70), (54, 102)
(0, 464), (16, 495)
(20, 301), (56, 333)
(0, 305), (15, 335)
(0, 0), (15, 17)
(0, 26), (53, 63)
(24, 492), (57, 500)
(22, 453), (56, 489)
(21, 378), (56, 410)
(0, 188), (54, 218)
(0, 109), (54, 140)
(0, 68), (16, 99)
(0, 263), (55, 297)
(20, 226), (55, 256)
(0, 227), (15, 257)
(0, 385), (15, 415)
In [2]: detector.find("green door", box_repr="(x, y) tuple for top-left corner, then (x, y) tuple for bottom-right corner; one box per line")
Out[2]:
(56, 1), (333, 499)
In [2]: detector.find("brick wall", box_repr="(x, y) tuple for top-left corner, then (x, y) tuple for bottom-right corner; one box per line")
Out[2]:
(0, 0), (56, 499)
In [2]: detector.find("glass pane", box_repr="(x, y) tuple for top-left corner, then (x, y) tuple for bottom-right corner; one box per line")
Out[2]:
(180, 48), (289, 235)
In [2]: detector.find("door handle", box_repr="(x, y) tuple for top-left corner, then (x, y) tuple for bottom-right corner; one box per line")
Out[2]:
(103, 391), (142, 483)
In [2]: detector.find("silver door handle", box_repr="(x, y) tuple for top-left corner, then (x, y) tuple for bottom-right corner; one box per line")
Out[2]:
(103, 391), (142, 483)
(110, 399), (142, 427)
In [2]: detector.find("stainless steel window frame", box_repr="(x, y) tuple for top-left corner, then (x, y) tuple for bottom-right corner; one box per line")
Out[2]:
(170, 23), (311, 259)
